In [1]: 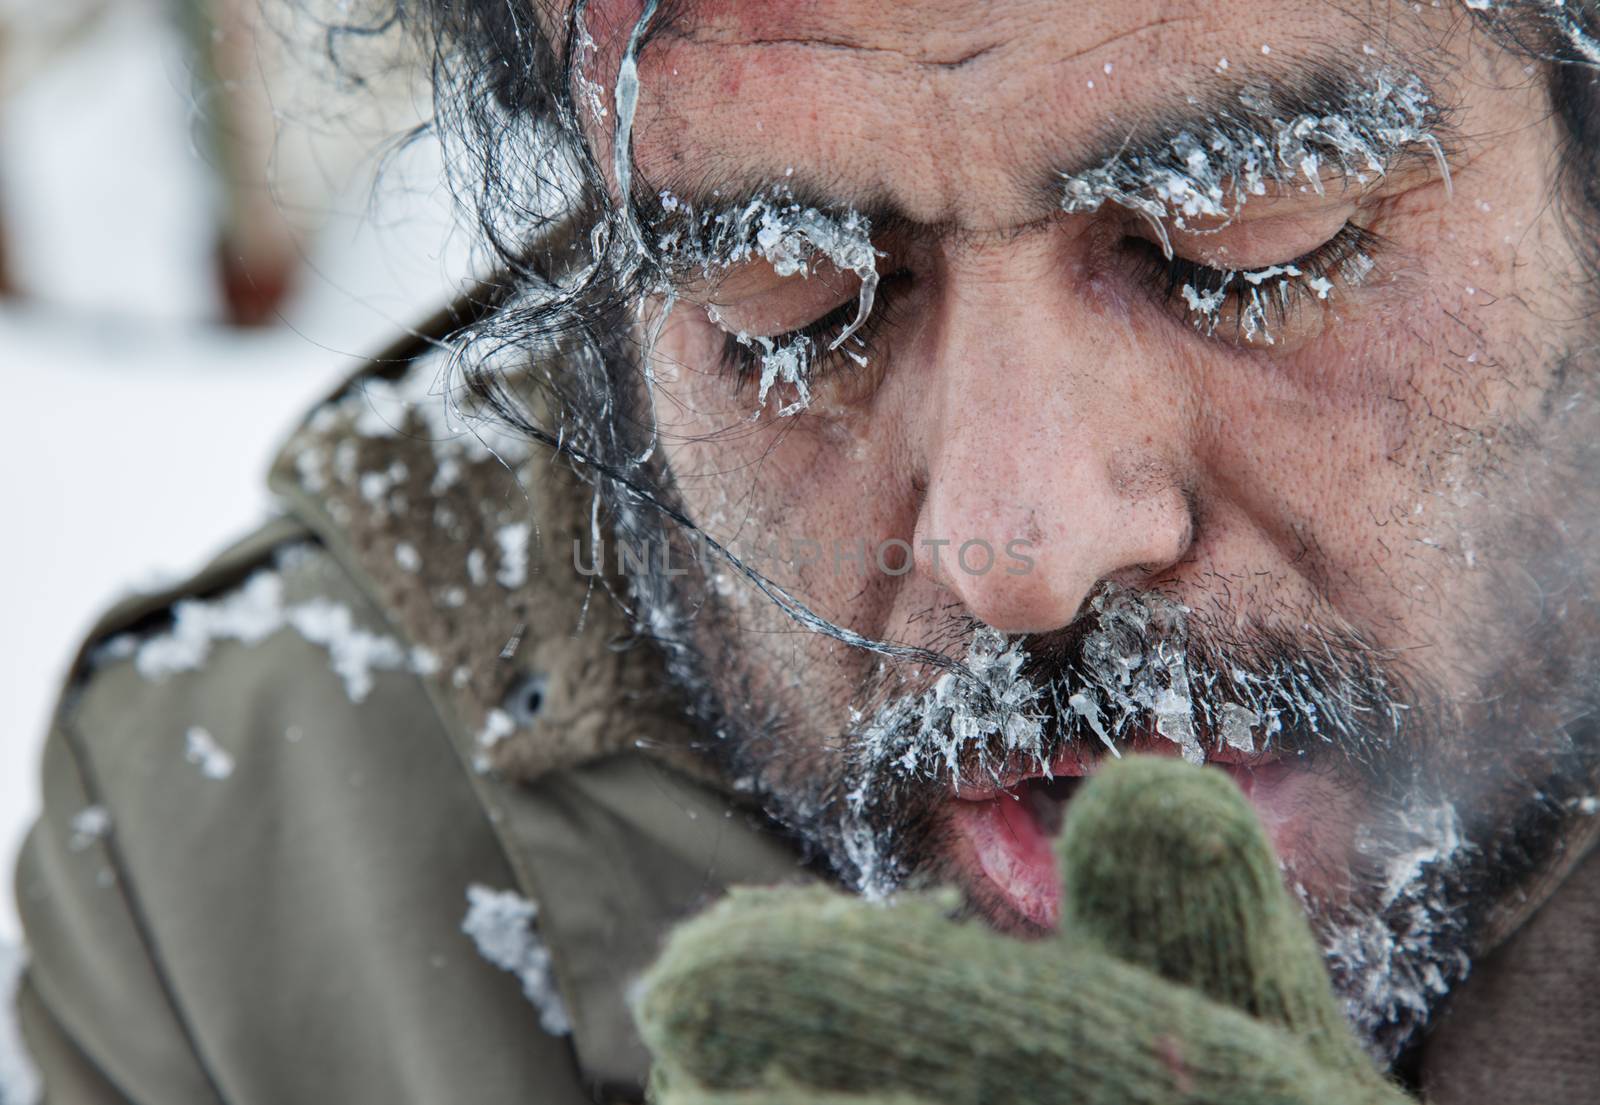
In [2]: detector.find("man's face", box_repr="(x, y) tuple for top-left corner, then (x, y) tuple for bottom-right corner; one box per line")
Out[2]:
(565, 0), (1600, 1055)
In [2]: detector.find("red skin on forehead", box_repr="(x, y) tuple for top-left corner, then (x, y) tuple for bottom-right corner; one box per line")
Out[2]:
(587, 0), (898, 40)
(576, 0), (1040, 108)
(572, 0), (641, 44)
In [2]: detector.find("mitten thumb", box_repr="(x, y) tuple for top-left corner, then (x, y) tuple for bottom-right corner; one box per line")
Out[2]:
(1056, 755), (1381, 1086)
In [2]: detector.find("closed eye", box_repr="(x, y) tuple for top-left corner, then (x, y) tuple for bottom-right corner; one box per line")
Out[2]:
(716, 268), (912, 390)
(1129, 223), (1385, 345)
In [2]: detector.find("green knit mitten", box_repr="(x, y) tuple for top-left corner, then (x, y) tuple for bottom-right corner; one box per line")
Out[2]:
(635, 756), (1413, 1105)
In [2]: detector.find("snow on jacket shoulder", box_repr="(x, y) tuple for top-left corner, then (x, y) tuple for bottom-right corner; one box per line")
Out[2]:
(11, 303), (808, 1105)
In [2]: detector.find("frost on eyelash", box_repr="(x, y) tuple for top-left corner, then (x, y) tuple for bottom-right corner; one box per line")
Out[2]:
(654, 191), (881, 417)
(1182, 283), (1229, 317)
(1058, 70), (1444, 254)
(750, 205), (881, 352)
(736, 333), (815, 417)
(745, 204), (879, 416)
(1182, 265), (1322, 342)
(605, 2), (880, 420)
(1177, 247), (1377, 340)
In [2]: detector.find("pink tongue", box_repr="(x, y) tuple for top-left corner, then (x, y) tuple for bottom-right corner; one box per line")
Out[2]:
(955, 792), (1061, 928)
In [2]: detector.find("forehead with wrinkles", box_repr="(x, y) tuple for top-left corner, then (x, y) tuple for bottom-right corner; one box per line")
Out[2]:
(573, 0), (1450, 231)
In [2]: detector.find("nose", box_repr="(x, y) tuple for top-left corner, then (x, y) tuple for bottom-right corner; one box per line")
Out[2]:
(910, 247), (1196, 634)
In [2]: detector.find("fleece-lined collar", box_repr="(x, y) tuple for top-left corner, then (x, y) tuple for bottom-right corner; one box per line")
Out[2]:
(267, 293), (805, 1099)
(266, 293), (711, 790)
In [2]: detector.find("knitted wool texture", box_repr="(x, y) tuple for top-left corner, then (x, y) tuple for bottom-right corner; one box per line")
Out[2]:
(635, 756), (1414, 1105)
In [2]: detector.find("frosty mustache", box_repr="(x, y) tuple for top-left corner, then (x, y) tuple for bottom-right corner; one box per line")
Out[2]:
(847, 582), (1412, 799)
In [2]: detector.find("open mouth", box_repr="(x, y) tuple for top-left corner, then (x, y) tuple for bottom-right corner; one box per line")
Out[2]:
(949, 744), (1295, 929)
(949, 758), (1091, 929)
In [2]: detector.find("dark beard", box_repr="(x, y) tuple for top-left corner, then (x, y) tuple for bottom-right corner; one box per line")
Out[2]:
(624, 519), (1600, 1062)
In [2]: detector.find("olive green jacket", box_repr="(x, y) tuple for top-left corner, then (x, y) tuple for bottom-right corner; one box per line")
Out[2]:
(10, 302), (808, 1105)
(11, 298), (1600, 1104)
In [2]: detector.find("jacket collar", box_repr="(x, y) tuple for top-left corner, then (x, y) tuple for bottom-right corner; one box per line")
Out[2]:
(267, 293), (802, 1098)
(266, 291), (716, 790)
(1420, 828), (1600, 1101)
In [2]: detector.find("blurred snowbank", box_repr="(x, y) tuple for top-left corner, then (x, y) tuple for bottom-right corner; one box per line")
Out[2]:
(0, 1), (471, 940)
(0, 942), (35, 1103)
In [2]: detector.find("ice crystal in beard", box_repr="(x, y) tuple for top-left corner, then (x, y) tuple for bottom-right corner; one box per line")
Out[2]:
(863, 582), (1386, 794)
(832, 582), (1404, 896)
(852, 628), (1048, 799)
(1310, 797), (1473, 1062)
(835, 628), (1049, 897)
(833, 588), (1205, 894)
(848, 586), (1199, 818)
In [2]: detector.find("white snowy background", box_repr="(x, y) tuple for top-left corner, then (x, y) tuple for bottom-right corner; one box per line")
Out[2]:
(0, 2), (470, 945)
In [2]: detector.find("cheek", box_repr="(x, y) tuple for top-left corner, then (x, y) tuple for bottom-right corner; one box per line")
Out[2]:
(1218, 283), (1564, 662)
(1180, 301), (1471, 640)
(649, 306), (853, 516)
(649, 318), (926, 625)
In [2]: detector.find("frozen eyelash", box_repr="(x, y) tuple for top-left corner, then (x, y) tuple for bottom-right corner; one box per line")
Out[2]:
(715, 284), (898, 412)
(739, 334), (816, 417)
(1139, 224), (1383, 343)
(650, 186), (884, 417)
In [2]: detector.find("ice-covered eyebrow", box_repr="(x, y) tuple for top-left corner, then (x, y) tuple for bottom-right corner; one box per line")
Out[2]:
(1056, 65), (1455, 255)
(636, 59), (1455, 274)
(636, 181), (912, 276)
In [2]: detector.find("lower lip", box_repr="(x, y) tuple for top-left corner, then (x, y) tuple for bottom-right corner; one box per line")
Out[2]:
(951, 785), (1065, 927)
(949, 752), (1301, 929)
